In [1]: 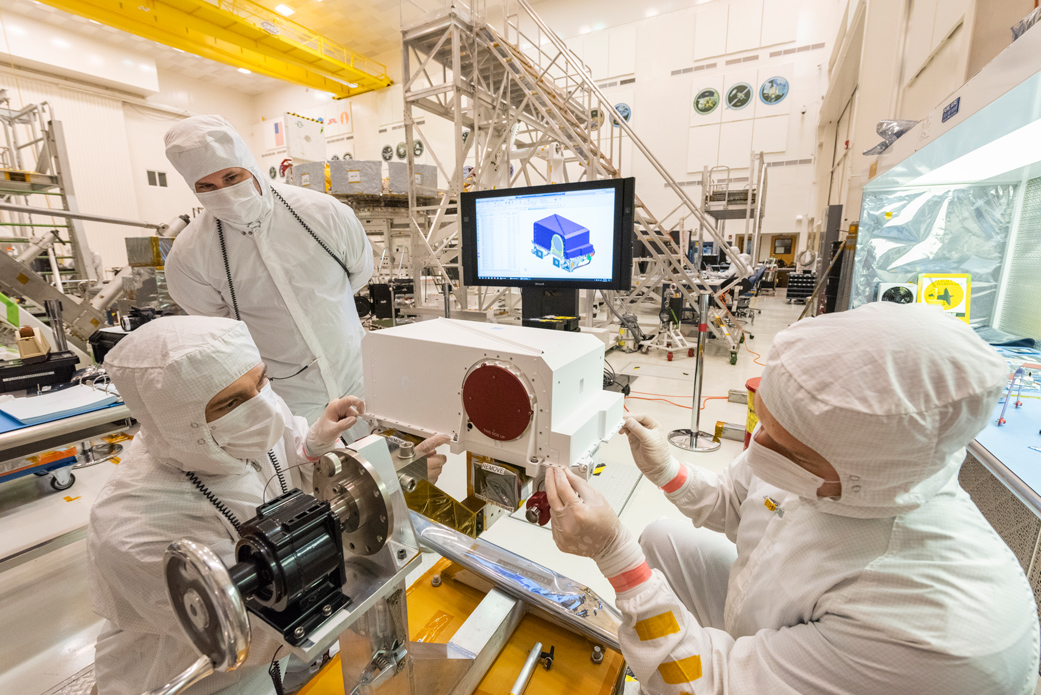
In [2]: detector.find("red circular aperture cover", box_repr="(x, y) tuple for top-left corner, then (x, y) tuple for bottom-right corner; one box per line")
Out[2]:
(462, 364), (534, 441)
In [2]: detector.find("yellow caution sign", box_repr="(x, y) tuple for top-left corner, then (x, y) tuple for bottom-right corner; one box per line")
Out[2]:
(918, 273), (971, 323)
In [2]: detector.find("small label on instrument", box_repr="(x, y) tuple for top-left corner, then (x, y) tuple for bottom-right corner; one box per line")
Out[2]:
(301, 173), (311, 186)
(347, 170), (361, 183)
(479, 462), (507, 475)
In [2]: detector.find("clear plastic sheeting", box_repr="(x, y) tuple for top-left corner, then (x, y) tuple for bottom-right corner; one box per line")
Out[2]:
(863, 120), (920, 156)
(1012, 7), (1041, 41)
(410, 511), (623, 651)
(851, 184), (1019, 326)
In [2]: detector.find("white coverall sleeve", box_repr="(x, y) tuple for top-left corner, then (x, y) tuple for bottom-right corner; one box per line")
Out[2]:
(333, 203), (373, 293)
(283, 414), (316, 491)
(664, 457), (753, 541)
(165, 249), (233, 319)
(616, 569), (963, 695)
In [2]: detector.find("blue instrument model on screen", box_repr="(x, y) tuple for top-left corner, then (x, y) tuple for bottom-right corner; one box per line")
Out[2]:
(532, 214), (595, 272)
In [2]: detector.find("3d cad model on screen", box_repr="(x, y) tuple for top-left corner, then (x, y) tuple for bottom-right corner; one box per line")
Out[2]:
(532, 214), (595, 272)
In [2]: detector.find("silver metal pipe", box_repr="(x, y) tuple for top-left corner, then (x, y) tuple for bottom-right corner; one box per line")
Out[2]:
(15, 228), (62, 264)
(509, 642), (542, 695)
(160, 214), (190, 238)
(410, 512), (622, 651)
(91, 266), (134, 311)
(0, 201), (162, 229)
(44, 299), (68, 352)
(668, 292), (720, 452)
(691, 292), (708, 436)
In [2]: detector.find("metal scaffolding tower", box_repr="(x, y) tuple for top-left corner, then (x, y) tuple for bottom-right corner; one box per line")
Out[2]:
(399, 0), (750, 327)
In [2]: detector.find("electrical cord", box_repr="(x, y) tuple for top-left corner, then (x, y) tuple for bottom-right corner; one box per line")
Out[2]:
(215, 188), (352, 324)
(271, 187), (353, 279)
(269, 646), (285, 695)
(184, 471), (242, 532)
(626, 393), (731, 410)
(268, 450), (289, 496)
(188, 449), (288, 530)
(216, 219), (241, 321)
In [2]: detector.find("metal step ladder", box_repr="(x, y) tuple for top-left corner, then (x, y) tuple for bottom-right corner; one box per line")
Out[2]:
(0, 92), (97, 287)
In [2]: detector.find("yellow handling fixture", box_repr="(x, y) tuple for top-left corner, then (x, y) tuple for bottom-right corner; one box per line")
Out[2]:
(34, 0), (391, 97)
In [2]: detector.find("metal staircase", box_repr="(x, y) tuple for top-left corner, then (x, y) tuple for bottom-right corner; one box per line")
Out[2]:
(400, 0), (750, 328)
(0, 93), (97, 286)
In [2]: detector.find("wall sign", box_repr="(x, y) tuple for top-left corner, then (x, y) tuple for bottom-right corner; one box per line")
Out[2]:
(726, 83), (753, 110)
(381, 145), (393, 161)
(589, 108), (605, 129)
(396, 142), (407, 159)
(942, 97), (961, 123)
(693, 88), (720, 115)
(414, 140), (424, 157)
(612, 102), (632, 127)
(759, 76), (789, 105)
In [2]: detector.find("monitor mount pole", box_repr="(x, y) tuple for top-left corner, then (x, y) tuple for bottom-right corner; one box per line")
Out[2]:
(668, 292), (721, 452)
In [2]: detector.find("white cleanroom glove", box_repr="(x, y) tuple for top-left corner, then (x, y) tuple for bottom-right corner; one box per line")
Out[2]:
(305, 396), (364, 457)
(415, 433), (451, 485)
(621, 414), (681, 487)
(545, 467), (644, 579)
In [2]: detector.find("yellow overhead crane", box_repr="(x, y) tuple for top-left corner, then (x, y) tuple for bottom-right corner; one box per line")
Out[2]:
(35, 0), (391, 98)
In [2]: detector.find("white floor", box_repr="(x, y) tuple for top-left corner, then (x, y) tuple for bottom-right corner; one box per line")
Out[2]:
(0, 292), (797, 695)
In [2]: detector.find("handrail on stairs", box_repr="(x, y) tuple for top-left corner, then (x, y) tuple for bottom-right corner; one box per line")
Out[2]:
(509, 0), (751, 280)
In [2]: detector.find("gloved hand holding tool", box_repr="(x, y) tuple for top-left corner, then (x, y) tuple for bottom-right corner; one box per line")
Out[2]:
(621, 414), (681, 487)
(545, 467), (645, 583)
(305, 396), (365, 457)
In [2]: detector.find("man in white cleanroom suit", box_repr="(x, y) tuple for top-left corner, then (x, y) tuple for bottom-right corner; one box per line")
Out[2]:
(87, 316), (447, 695)
(164, 115), (372, 432)
(720, 245), (753, 280)
(547, 302), (1039, 694)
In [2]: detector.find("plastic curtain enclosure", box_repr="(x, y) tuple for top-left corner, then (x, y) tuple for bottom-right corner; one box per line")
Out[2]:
(852, 184), (1019, 326)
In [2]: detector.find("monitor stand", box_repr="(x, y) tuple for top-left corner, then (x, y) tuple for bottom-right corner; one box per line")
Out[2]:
(521, 287), (579, 320)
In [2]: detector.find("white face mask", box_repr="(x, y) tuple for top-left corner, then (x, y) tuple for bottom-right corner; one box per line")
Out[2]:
(745, 428), (840, 499)
(209, 383), (286, 461)
(195, 177), (265, 227)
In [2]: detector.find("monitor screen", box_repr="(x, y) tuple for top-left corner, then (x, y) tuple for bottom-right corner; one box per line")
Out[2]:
(461, 179), (634, 290)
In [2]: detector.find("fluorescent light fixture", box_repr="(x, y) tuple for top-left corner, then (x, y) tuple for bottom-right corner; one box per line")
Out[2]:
(238, 67), (251, 74)
(275, 4), (295, 16)
(646, 8), (659, 17)
(139, 63), (154, 72)
(578, 26), (591, 34)
(51, 38), (71, 48)
(910, 118), (1041, 186)
(6, 25), (26, 35)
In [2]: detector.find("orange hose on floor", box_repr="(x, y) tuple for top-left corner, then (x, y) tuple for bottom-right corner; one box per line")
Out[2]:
(626, 394), (732, 410)
(745, 342), (765, 366)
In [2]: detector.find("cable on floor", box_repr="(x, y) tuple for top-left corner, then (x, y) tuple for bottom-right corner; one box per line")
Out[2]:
(625, 394), (731, 410)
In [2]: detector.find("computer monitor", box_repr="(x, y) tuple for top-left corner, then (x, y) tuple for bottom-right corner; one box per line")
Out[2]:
(461, 178), (635, 290)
